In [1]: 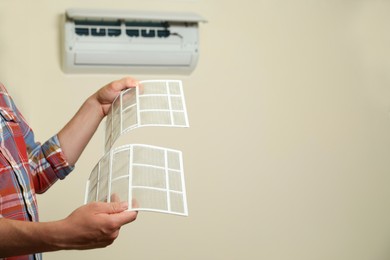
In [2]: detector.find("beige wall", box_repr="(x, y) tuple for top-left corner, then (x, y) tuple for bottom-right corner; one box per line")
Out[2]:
(1, 0), (390, 259)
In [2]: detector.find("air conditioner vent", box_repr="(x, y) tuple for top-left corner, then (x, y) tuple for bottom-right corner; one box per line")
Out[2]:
(74, 19), (122, 37)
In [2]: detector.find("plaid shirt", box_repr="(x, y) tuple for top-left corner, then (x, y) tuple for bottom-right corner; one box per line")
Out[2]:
(0, 84), (74, 260)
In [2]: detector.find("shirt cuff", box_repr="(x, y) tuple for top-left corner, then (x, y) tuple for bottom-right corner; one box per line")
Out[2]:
(42, 134), (75, 180)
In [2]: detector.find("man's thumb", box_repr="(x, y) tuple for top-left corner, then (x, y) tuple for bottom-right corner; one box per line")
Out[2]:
(98, 201), (129, 214)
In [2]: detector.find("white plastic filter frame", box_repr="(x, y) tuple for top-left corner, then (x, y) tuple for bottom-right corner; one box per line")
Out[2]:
(85, 144), (188, 216)
(105, 80), (189, 152)
(86, 80), (189, 216)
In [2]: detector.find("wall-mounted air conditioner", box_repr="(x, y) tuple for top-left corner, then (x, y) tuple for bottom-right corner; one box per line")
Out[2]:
(62, 9), (206, 74)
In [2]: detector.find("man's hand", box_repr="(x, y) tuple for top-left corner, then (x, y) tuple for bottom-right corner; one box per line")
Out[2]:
(0, 202), (137, 257)
(56, 202), (138, 250)
(93, 77), (139, 117)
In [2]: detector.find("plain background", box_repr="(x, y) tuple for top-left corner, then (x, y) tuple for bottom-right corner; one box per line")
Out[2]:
(1, 0), (390, 259)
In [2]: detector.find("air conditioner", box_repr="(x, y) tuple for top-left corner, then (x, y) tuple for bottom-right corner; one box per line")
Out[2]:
(62, 9), (206, 74)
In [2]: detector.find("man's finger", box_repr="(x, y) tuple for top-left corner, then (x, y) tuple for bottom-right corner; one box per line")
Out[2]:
(110, 210), (138, 226)
(114, 77), (138, 91)
(92, 201), (128, 214)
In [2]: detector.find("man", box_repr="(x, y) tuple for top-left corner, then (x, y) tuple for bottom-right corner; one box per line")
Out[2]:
(0, 77), (138, 260)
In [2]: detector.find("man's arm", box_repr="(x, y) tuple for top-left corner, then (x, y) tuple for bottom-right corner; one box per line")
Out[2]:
(57, 77), (138, 165)
(0, 201), (137, 257)
(0, 77), (139, 258)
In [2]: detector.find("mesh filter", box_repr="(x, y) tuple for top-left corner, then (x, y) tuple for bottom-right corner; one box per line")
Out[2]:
(87, 80), (189, 217)
(105, 80), (189, 152)
(85, 144), (188, 216)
